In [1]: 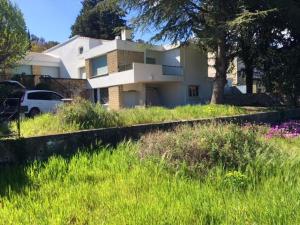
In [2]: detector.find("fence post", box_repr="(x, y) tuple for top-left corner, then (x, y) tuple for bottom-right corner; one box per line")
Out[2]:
(17, 98), (21, 138)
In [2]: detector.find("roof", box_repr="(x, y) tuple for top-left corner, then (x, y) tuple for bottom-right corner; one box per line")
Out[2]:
(43, 35), (81, 53)
(43, 35), (107, 53)
(20, 52), (61, 67)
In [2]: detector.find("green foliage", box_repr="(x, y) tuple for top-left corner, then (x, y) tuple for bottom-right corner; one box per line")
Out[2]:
(29, 34), (59, 53)
(13, 99), (249, 137)
(124, 0), (243, 103)
(10, 114), (79, 137)
(229, 0), (300, 96)
(71, 0), (126, 39)
(222, 171), (249, 190)
(262, 46), (300, 106)
(139, 123), (276, 177)
(0, 0), (29, 69)
(56, 98), (122, 130)
(0, 138), (300, 224)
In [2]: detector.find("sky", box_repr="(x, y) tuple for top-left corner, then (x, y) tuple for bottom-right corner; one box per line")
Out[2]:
(11, 0), (156, 43)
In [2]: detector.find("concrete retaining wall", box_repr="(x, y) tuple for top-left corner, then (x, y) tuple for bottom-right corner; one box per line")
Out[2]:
(0, 108), (299, 164)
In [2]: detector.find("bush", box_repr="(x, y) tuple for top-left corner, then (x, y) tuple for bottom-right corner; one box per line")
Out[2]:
(222, 171), (249, 190)
(139, 123), (277, 177)
(57, 98), (121, 130)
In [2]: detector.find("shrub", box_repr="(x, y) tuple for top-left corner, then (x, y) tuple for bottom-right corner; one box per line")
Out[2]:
(222, 171), (249, 190)
(139, 123), (277, 177)
(57, 98), (121, 130)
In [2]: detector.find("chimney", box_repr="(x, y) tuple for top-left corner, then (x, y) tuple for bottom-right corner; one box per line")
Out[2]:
(121, 29), (133, 41)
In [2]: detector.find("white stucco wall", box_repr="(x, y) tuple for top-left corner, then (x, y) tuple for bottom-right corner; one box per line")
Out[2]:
(45, 37), (102, 78)
(181, 45), (213, 104)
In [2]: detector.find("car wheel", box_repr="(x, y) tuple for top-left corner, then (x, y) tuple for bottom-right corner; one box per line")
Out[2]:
(29, 108), (40, 118)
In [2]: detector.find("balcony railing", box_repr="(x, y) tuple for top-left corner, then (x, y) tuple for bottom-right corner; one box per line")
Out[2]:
(118, 64), (133, 72)
(118, 63), (183, 76)
(162, 65), (183, 76)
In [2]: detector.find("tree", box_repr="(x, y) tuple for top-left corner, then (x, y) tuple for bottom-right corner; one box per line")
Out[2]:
(71, 0), (126, 40)
(230, 0), (300, 94)
(124, 0), (241, 104)
(0, 0), (29, 70)
(29, 34), (59, 53)
(262, 46), (300, 106)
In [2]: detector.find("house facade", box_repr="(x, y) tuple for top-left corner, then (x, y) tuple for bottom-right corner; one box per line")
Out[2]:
(12, 30), (216, 110)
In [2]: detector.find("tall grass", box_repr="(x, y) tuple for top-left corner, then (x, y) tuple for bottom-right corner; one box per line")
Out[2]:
(12, 99), (249, 137)
(0, 137), (300, 224)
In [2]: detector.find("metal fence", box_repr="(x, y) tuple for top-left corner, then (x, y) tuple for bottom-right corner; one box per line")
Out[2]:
(0, 98), (21, 138)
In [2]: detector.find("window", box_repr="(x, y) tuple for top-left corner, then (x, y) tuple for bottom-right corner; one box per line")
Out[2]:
(146, 57), (156, 64)
(28, 92), (50, 100)
(100, 88), (108, 104)
(188, 85), (199, 97)
(92, 55), (108, 77)
(50, 93), (63, 100)
(27, 92), (62, 100)
(79, 47), (84, 55)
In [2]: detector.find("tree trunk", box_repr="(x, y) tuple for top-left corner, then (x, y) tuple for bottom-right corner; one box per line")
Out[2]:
(245, 64), (254, 94)
(211, 40), (227, 104)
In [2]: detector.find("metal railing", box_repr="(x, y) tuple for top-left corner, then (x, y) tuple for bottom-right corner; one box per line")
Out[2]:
(118, 64), (133, 72)
(0, 98), (21, 138)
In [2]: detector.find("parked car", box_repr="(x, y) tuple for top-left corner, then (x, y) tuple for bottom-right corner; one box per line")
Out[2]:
(20, 90), (67, 117)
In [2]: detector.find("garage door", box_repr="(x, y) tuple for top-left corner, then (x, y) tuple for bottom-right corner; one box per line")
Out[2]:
(123, 91), (138, 108)
(41, 66), (59, 78)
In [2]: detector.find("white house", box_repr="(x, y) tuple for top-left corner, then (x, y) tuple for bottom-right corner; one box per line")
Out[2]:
(13, 30), (216, 110)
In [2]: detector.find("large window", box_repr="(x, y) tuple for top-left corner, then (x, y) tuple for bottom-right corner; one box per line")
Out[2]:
(92, 55), (108, 77)
(188, 85), (199, 97)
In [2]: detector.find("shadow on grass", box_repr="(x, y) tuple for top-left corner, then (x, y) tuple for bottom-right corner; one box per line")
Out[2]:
(0, 141), (115, 198)
(0, 164), (30, 197)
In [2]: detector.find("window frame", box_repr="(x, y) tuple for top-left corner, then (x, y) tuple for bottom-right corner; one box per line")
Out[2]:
(78, 46), (84, 55)
(188, 85), (199, 98)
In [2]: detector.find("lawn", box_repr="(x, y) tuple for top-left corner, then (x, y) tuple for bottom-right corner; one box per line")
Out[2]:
(11, 99), (252, 137)
(0, 123), (300, 224)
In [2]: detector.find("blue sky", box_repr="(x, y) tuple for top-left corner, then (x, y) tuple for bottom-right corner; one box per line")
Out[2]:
(11, 0), (156, 43)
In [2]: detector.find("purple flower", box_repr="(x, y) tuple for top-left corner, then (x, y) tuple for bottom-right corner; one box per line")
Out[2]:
(266, 120), (300, 139)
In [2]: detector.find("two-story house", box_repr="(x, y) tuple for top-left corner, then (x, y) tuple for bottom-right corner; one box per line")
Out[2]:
(12, 30), (214, 110)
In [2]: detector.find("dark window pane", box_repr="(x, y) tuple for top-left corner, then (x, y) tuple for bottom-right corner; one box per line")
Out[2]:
(50, 93), (62, 100)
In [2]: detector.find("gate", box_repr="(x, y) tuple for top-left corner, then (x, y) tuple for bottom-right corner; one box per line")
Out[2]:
(0, 98), (21, 138)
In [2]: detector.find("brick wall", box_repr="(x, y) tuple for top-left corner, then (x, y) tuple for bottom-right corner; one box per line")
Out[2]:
(85, 60), (92, 79)
(107, 50), (144, 74)
(109, 86), (123, 110)
(107, 51), (119, 74)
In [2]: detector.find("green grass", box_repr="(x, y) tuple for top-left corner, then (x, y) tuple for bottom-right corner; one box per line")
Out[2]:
(0, 134), (300, 224)
(13, 103), (249, 137)
(118, 104), (248, 126)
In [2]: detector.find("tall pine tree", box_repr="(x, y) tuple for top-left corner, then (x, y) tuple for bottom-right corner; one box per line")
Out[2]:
(124, 0), (241, 104)
(71, 0), (126, 40)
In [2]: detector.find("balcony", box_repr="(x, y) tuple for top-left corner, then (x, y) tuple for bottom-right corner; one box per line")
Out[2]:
(162, 65), (183, 76)
(88, 63), (183, 89)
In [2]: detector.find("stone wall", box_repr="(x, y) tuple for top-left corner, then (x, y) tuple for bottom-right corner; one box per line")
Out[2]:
(224, 93), (283, 107)
(1, 108), (300, 165)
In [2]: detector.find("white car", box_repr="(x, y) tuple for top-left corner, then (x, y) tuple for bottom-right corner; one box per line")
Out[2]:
(21, 90), (66, 117)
